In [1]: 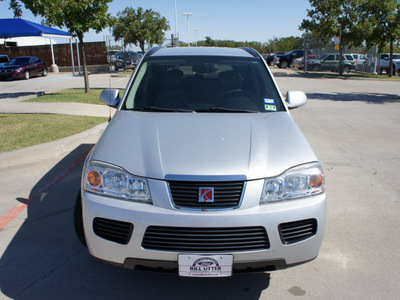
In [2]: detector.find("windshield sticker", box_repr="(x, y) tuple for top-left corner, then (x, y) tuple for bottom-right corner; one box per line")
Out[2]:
(264, 104), (277, 111)
(263, 98), (275, 104)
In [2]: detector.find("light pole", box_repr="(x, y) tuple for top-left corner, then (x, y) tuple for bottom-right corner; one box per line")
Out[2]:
(193, 28), (199, 47)
(183, 12), (192, 47)
(174, 0), (178, 38)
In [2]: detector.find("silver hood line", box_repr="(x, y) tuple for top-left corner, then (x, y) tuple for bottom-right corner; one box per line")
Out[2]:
(91, 111), (318, 181)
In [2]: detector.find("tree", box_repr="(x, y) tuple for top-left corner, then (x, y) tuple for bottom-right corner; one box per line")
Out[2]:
(5, 0), (113, 93)
(361, 0), (400, 76)
(112, 7), (169, 53)
(265, 36), (304, 53)
(300, 0), (365, 75)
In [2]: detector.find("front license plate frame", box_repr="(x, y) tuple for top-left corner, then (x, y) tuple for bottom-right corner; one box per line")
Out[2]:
(178, 254), (233, 277)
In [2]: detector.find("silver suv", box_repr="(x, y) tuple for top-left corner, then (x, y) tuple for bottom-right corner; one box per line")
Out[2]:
(74, 47), (326, 277)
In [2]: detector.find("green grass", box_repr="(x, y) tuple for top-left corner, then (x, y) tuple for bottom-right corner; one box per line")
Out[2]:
(119, 70), (134, 76)
(0, 114), (108, 152)
(23, 89), (105, 105)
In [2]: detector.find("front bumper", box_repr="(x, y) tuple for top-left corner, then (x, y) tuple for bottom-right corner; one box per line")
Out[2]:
(82, 179), (326, 273)
(0, 71), (18, 80)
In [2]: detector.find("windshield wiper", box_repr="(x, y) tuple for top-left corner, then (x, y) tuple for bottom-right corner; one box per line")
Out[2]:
(132, 106), (193, 112)
(194, 107), (259, 113)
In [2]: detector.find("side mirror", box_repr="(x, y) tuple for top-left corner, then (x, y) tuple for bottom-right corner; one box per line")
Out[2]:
(100, 88), (120, 108)
(286, 91), (307, 109)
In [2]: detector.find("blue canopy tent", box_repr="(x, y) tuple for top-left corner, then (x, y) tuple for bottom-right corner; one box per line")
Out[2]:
(0, 18), (72, 72)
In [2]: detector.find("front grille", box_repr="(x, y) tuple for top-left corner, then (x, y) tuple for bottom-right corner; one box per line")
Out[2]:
(93, 217), (133, 245)
(142, 226), (270, 252)
(168, 180), (244, 209)
(278, 219), (317, 245)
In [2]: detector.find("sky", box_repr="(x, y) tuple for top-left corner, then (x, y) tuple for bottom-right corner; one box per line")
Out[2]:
(0, 0), (312, 47)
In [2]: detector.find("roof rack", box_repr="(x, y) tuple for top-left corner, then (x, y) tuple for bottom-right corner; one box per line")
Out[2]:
(145, 46), (163, 57)
(238, 47), (259, 58)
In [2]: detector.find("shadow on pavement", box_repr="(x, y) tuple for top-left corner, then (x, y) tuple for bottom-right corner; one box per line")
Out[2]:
(306, 92), (400, 104)
(0, 91), (45, 99)
(0, 144), (271, 299)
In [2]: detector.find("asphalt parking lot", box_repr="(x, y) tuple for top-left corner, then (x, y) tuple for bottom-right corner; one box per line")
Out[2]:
(0, 69), (399, 299)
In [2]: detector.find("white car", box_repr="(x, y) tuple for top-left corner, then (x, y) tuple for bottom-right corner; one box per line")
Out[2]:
(74, 47), (326, 277)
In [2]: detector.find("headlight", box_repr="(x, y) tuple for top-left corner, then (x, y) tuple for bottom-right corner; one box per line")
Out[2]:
(260, 162), (325, 203)
(84, 161), (152, 203)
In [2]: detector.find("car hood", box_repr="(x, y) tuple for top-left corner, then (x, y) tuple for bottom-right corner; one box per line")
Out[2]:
(91, 111), (318, 180)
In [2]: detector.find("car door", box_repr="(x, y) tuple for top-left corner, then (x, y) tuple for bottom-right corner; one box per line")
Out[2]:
(32, 57), (42, 76)
(27, 57), (37, 76)
(322, 54), (335, 71)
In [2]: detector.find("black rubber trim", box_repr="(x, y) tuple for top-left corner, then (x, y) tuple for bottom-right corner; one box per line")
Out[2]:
(145, 46), (163, 57)
(238, 47), (259, 57)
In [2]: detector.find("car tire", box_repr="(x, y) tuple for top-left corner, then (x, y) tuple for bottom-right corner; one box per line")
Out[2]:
(313, 65), (321, 71)
(24, 71), (30, 80)
(343, 66), (351, 73)
(74, 190), (87, 247)
(280, 61), (288, 69)
(42, 68), (48, 77)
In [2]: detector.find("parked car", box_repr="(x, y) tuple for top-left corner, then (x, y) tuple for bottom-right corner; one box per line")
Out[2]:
(106, 50), (117, 65)
(262, 52), (285, 66)
(276, 49), (305, 68)
(348, 53), (368, 67)
(114, 51), (142, 70)
(377, 53), (400, 75)
(0, 56), (47, 80)
(0, 54), (9, 66)
(74, 46), (327, 277)
(307, 53), (355, 73)
(292, 55), (321, 70)
(263, 54), (277, 66)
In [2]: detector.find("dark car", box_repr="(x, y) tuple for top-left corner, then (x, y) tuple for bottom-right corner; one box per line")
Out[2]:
(0, 56), (48, 80)
(276, 50), (305, 68)
(114, 51), (142, 70)
(263, 54), (277, 66)
(0, 55), (9, 66)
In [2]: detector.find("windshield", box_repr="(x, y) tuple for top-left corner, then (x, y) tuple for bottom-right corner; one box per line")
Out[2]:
(124, 52), (141, 58)
(393, 54), (400, 59)
(123, 56), (284, 113)
(7, 58), (29, 66)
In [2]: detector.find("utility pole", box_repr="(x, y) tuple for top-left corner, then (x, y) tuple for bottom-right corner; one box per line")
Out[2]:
(193, 28), (199, 47)
(183, 12), (192, 47)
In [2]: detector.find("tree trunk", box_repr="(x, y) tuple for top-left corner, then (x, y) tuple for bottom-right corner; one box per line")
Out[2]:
(338, 42), (344, 76)
(78, 32), (90, 93)
(389, 39), (393, 78)
(140, 41), (145, 53)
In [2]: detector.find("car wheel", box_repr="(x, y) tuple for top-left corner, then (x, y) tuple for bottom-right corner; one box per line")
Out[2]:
(280, 61), (288, 69)
(24, 71), (30, 80)
(74, 190), (87, 247)
(42, 68), (48, 77)
(343, 66), (351, 73)
(313, 65), (321, 71)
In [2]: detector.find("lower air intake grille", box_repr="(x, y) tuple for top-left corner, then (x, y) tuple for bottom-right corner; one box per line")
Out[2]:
(278, 219), (317, 245)
(142, 226), (270, 252)
(93, 218), (133, 245)
(168, 180), (244, 209)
